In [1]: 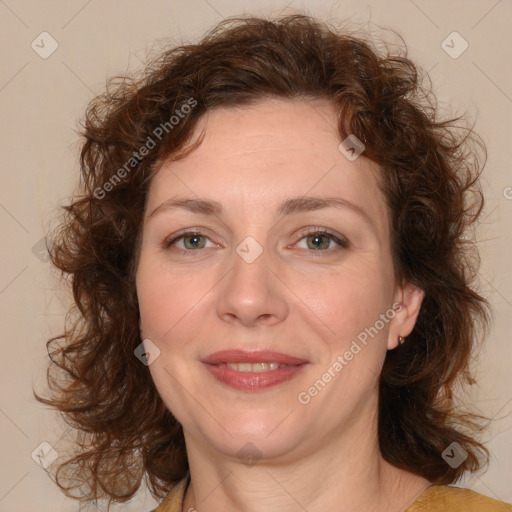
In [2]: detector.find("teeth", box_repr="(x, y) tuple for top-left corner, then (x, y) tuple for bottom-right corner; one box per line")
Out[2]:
(223, 362), (286, 372)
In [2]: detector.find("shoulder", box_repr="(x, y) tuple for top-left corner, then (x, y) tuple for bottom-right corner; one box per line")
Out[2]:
(408, 484), (512, 512)
(150, 476), (190, 512)
(148, 479), (512, 512)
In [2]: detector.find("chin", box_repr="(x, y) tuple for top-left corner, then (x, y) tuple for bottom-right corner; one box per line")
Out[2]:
(191, 413), (303, 459)
(206, 431), (300, 464)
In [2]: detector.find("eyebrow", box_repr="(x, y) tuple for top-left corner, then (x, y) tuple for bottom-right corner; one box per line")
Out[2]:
(147, 196), (374, 229)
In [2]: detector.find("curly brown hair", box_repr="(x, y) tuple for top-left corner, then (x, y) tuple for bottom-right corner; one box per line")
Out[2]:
(34, 13), (492, 507)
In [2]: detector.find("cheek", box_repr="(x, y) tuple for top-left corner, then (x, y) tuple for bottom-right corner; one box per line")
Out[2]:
(136, 256), (212, 340)
(293, 260), (392, 345)
(136, 260), (210, 415)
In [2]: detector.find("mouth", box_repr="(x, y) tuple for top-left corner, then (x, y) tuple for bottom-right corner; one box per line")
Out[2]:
(201, 350), (308, 391)
(213, 362), (299, 372)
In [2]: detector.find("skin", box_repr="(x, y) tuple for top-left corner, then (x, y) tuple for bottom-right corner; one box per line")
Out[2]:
(135, 97), (431, 512)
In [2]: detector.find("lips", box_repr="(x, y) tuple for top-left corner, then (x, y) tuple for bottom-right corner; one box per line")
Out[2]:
(201, 350), (309, 391)
(201, 349), (308, 366)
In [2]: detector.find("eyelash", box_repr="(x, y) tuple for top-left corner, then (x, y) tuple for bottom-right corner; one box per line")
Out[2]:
(163, 228), (349, 256)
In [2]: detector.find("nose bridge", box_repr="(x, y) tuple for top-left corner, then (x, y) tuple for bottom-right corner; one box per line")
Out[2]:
(230, 233), (271, 298)
(216, 232), (287, 325)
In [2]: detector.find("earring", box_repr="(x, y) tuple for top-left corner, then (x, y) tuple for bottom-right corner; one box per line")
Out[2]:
(398, 335), (406, 345)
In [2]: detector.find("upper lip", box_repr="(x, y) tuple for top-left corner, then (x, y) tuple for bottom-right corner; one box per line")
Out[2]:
(202, 350), (308, 365)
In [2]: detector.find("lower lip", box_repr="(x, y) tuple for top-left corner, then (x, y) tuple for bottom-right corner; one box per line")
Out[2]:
(203, 363), (307, 391)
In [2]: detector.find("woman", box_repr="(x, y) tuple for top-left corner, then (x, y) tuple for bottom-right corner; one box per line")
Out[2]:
(35, 14), (511, 512)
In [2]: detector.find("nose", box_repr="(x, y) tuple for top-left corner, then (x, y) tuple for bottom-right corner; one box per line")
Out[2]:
(216, 238), (289, 327)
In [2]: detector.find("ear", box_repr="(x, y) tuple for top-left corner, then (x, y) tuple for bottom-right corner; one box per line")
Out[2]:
(387, 281), (425, 350)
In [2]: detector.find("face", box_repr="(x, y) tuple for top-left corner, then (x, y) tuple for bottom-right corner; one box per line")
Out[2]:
(135, 97), (423, 462)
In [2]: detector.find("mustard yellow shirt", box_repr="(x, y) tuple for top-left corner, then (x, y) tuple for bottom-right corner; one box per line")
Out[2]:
(152, 476), (512, 511)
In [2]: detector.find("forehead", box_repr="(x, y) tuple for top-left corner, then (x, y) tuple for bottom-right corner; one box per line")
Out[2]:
(147, 97), (390, 241)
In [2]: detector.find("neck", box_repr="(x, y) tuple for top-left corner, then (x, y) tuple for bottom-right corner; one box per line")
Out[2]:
(181, 406), (431, 512)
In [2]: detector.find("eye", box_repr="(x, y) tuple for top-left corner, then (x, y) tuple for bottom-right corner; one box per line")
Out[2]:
(294, 228), (348, 253)
(163, 231), (218, 252)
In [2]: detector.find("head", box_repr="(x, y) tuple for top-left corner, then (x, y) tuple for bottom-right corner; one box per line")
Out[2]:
(36, 14), (491, 504)
(135, 94), (425, 467)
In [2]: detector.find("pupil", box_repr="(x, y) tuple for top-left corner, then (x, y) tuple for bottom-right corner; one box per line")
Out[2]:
(310, 234), (326, 250)
(187, 235), (203, 249)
